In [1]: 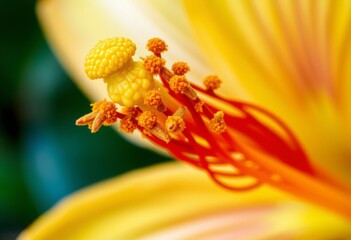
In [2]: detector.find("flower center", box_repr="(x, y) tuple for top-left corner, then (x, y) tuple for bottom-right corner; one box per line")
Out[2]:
(76, 37), (351, 219)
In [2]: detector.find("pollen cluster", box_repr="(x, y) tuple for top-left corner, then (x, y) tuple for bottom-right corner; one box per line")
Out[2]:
(144, 90), (163, 108)
(203, 75), (222, 91)
(143, 55), (166, 74)
(137, 111), (157, 130)
(169, 75), (189, 94)
(91, 99), (119, 125)
(147, 38), (168, 55)
(209, 111), (226, 133)
(119, 116), (138, 134)
(84, 37), (136, 79)
(172, 62), (190, 76)
(165, 116), (185, 134)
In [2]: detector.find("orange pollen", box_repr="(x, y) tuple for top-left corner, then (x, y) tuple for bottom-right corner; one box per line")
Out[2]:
(137, 111), (157, 130)
(119, 116), (138, 134)
(91, 99), (118, 125)
(165, 116), (185, 134)
(146, 38), (168, 55)
(209, 111), (226, 133)
(203, 75), (222, 91)
(143, 55), (165, 74)
(169, 75), (189, 94)
(194, 100), (204, 113)
(144, 90), (163, 108)
(172, 62), (190, 75)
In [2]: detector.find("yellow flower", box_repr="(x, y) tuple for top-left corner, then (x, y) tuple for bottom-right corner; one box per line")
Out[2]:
(20, 0), (351, 239)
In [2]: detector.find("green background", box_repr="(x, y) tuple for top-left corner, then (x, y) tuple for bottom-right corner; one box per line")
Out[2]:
(0, 1), (169, 238)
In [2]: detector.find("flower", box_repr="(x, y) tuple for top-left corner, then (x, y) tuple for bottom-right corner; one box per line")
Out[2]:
(20, 0), (351, 239)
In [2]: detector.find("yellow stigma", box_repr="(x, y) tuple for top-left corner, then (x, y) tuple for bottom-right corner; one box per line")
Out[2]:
(104, 61), (155, 107)
(84, 37), (136, 79)
(194, 100), (204, 113)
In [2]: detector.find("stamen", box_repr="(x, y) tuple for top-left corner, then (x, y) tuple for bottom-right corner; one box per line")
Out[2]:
(169, 75), (197, 100)
(119, 116), (138, 134)
(203, 75), (222, 91)
(144, 90), (166, 112)
(147, 38), (168, 55)
(76, 37), (351, 219)
(76, 99), (118, 133)
(209, 111), (226, 133)
(165, 107), (186, 134)
(137, 111), (157, 130)
(143, 55), (166, 74)
(172, 62), (190, 76)
(194, 100), (204, 113)
(137, 111), (171, 143)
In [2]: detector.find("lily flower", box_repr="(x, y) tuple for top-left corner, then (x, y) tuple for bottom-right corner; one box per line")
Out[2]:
(20, 0), (351, 239)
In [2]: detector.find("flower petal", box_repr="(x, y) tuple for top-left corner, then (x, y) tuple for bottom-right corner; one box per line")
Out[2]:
(19, 162), (351, 239)
(183, 0), (351, 185)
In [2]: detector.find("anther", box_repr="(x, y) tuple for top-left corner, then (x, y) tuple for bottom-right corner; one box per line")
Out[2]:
(209, 111), (226, 133)
(119, 116), (138, 134)
(138, 111), (171, 143)
(165, 107), (186, 134)
(194, 100), (204, 113)
(169, 75), (197, 100)
(138, 111), (157, 130)
(144, 90), (166, 112)
(203, 75), (222, 91)
(172, 62), (190, 76)
(143, 55), (166, 74)
(147, 38), (168, 55)
(76, 99), (119, 133)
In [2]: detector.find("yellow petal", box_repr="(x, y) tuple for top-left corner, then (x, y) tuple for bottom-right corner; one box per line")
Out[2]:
(19, 162), (351, 239)
(183, 0), (351, 185)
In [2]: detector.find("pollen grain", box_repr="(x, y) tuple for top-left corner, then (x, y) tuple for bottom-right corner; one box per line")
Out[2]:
(147, 38), (168, 55)
(138, 111), (157, 130)
(204, 75), (222, 91)
(209, 111), (226, 133)
(172, 62), (190, 76)
(143, 55), (165, 74)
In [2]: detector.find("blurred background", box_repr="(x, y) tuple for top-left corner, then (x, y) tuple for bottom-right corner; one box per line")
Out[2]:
(0, 1), (168, 239)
